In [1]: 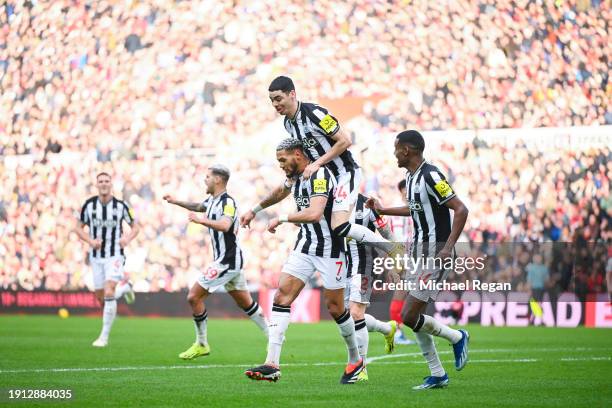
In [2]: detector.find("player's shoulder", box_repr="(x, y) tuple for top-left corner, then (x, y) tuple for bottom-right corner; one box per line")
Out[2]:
(221, 192), (237, 203)
(113, 197), (130, 207)
(313, 166), (334, 180)
(421, 162), (446, 178)
(356, 193), (368, 204)
(83, 195), (97, 206)
(302, 102), (330, 118)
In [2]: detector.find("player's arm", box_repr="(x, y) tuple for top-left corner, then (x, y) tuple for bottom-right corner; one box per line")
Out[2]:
(119, 204), (140, 248)
(310, 128), (351, 168)
(191, 197), (237, 233)
(240, 180), (292, 227)
(163, 195), (206, 212)
(74, 221), (101, 249)
(440, 196), (468, 256)
(267, 196), (327, 233)
(365, 197), (411, 217)
(189, 213), (233, 232)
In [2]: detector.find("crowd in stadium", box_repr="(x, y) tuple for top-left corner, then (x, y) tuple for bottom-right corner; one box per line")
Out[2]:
(1, 0), (610, 293)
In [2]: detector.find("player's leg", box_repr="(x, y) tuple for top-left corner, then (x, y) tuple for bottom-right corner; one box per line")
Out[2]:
(348, 301), (370, 380)
(390, 289), (414, 345)
(112, 256), (135, 304)
(331, 170), (402, 255)
(179, 283), (211, 359)
(245, 269), (304, 382)
(227, 289), (268, 336)
(93, 278), (118, 347)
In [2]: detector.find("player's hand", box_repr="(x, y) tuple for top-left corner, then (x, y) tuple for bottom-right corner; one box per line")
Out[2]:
(240, 210), (256, 228)
(188, 212), (205, 224)
(436, 247), (452, 262)
(365, 197), (383, 212)
(386, 270), (402, 284)
(90, 239), (102, 250)
(119, 236), (130, 248)
(267, 217), (281, 233)
(162, 194), (174, 204)
(302, 162), (321, 179)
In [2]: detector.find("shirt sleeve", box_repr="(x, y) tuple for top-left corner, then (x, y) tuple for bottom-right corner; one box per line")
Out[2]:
(79, 202), (89, 224)
(306, 105), (340, 137)
(424, 169), (456, 205)
(122, 202), (135, 225)
(220, 196), (237, 221)
(309, 168), (333, 198)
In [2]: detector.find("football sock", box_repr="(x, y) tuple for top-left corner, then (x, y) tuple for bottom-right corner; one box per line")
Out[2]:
(335, 309), (360, 364)
(242, 301), (268, 336)
(100, 297), (117, 340)
(415, 314), (462, 344)
(265, 304), (291, 366)
(365, 313), (392, 335)
(354, 318), (369, 361)
(414, 331), (445, 377)
(193, 310), (208, 346)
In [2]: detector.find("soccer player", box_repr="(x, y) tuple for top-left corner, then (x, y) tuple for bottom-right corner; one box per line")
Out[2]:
(344, 193), (399, 381)
(241, 138), (363, 384)
(267, 76), (403, 259)
(75, 172), (139, 347)
(163, 165), (268, 360)
(367, 130), (470, 390)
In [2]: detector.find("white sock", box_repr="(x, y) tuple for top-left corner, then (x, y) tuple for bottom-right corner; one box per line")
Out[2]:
(335, 310), (360, 364)
(354, 319), (369, 361)
(365, 313), (392, 335)
(100, 297), (117, 340)
(265, 304), (291, 366)
(347, 224), (394, 253)
(415, 331), (445, 377)
(114, 282), (129, 299)
(193, 311), (208, 345)
(243, 301), (269, 336)
(418, 314), (462, 344)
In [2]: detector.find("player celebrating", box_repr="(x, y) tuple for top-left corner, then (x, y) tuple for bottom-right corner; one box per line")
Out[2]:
(75, 172), (139, 347)
(164, 165), (268, 360)
(344, 193), (399, 381)
(367, 130), (470, 390)
(267, 76), (403, 258)
(241, 138), (363, 384)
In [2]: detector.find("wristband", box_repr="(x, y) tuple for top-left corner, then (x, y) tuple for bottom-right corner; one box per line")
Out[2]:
(252, 204), (264, 214)
(279, 214), (289, 223)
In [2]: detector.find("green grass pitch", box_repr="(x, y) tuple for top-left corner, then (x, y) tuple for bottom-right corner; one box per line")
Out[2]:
(0, 315), (610, 407)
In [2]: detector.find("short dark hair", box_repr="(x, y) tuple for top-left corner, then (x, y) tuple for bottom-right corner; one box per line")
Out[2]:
(96, 172), (111, 180)
(396, 130), (425, 152)
(268, 76), (295, 93)
(276, 138), (304, 153)
(397, 179), (406, 191)
(209, 164), (230, 183)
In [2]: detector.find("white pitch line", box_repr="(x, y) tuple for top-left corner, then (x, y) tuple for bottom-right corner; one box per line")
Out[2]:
(0, 353), (610, 375)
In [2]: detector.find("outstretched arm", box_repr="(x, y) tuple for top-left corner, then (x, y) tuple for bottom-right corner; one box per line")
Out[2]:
(163, 195), (206, 212)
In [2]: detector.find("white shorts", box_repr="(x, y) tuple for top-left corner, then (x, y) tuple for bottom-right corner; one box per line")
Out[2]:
(282, 252), (347, 290)
(344, 273), (374, 306)
(406, 263), (451, 303)
(90, 256), (125, 290)
(332, 168), (362, 213)
(197, 261), (247, 293)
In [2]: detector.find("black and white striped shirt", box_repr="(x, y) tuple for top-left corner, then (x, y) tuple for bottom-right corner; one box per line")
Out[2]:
(346, 194), (384, 277)
(284, 102), (359, 177)
(201, 192), (244, 270)
(292, 167), (344, 258)
(405, 161), (455, 257)
(80, 196), (134, 259)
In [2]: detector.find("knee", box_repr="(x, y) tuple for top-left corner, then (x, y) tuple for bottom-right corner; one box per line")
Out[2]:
(187, 292), (201, 307)
(349, 304), (365, 321)
(273, 288), (292, 307)
(402, 309), (420, 330)
(325, 297), (344, 318)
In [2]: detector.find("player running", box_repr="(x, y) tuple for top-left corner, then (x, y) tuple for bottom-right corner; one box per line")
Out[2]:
(344, 193), (400, 381)
(75, 172), (139, 347)
(266, 76), (404, 259)
(164, 164), (268, 360)
(367, 130), (470, 390)
(241, 138), (363, 384)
